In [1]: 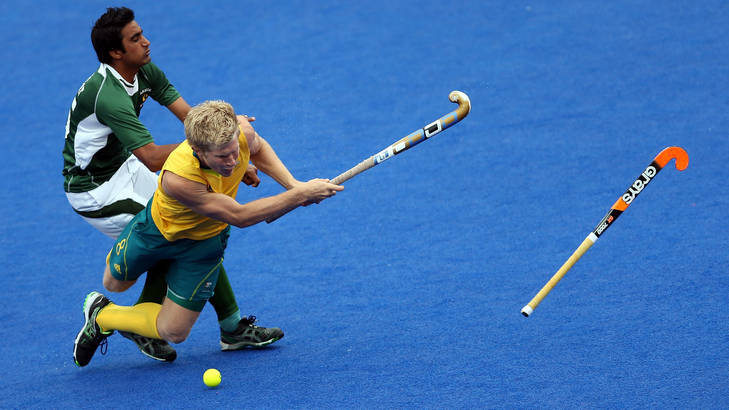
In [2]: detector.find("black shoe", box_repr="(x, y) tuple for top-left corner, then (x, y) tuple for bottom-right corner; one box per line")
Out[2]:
(220, 316), (284, 351)
(73, 292), (113, 367)
(119, 331), (177, 362)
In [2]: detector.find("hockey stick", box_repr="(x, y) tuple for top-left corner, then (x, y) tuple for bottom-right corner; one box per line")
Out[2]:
(521, 146), (689, 317)
(266, 90), (471, 223)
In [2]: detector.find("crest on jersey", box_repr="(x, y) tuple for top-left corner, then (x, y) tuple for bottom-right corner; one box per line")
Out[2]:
(139, 87), (152, 108)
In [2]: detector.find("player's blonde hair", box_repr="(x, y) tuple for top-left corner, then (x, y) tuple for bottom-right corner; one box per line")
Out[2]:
(184, 100), (239, 151)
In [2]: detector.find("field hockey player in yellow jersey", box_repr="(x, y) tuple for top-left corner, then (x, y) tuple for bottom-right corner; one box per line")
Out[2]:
(73, 100), (343, 367)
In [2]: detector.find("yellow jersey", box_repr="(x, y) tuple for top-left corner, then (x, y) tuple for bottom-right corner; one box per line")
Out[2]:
(151, 128), (250, 241)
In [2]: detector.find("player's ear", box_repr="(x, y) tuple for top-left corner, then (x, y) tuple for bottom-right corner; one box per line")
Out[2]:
(108, 48), (124, 61)
(190, 144), (205, 159)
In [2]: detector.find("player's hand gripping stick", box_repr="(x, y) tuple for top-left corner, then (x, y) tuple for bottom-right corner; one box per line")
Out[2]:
(266, 90), (471, 223)
(521, 146), (689, 317)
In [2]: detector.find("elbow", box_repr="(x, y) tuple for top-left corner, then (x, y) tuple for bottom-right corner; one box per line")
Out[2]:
(216, 209), (256, 229)
(147, 156), (165, 172)
(149, 159), (164, 172)
(226, 206), (266, 228)
(136, 156), (162, 172)
(232, 219), (256, 229)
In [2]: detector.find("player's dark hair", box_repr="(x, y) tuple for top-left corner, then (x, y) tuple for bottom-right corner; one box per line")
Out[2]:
(91, 7), (135, 64)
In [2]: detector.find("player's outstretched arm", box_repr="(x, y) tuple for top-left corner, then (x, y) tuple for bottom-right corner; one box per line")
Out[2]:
(160, 171), (342, 228)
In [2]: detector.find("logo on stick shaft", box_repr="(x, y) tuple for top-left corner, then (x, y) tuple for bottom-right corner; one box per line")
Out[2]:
(622, 165), (657, 205)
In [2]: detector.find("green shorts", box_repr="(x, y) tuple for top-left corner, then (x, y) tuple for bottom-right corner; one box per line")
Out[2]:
(107, 198), (230, 312)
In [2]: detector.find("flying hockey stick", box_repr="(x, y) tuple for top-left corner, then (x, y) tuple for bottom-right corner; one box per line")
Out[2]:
(521, 146), (690, 317)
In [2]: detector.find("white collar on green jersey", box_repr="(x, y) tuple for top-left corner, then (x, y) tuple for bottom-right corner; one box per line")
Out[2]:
(100, 63), (138, 97)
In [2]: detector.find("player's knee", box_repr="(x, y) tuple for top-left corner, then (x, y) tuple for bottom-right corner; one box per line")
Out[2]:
(103, 273), (133, 293)
(158, 324), (191, 344)
(102, 274), (119, 291)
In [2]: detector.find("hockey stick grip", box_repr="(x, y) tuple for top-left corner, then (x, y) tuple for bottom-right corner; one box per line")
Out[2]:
(330, 157), (377, 185)
(521, 234), (597, 317)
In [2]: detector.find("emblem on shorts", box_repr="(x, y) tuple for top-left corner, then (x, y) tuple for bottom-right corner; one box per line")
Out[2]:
(115, 239), (126, 255)
(114, 263), (121, 274)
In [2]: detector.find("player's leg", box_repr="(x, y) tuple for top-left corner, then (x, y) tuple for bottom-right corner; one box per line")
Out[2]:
(95, 298), (202, 344)
(202, 223), (242, 329)
(137, 260), (171, 304)
(99, 202), (175, 361)
(156, 298), (202, 343)
(209, 266), (241, 329)
(67, 156), (176, 360)
(74, 208), (162, 367)
(207, 230), (283, 351)
(101, 254), (228, 345)
(102, 261), (136, 292)
(75, 203), (206, 366)
(94, 218), (190, 346)
(156, 229), (234, 342)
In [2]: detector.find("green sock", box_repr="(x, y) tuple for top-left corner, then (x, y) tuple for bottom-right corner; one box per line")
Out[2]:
(209, 265), (240, 328)
(135, 260), (170, 305)
(219, 311), (242, 332)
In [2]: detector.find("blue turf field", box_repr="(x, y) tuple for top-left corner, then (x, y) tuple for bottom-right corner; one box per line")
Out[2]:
(1, 1), (728, 408)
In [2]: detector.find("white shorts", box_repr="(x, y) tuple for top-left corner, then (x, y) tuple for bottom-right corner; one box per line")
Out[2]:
(66, 155), (158, 239)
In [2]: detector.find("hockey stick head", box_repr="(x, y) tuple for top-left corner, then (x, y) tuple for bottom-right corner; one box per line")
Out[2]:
(448, 90), (471, 120)
(610, 146), (689, 212)
(656, 146), (689, 171)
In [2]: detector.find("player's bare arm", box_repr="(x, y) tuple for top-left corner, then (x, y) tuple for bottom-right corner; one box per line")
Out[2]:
(238, 120), (300, 190)
(160, 170), (342, 228)
(130, 98), (189, 171)
(167, 97), (191, 122)
(132, 142), (180, 172)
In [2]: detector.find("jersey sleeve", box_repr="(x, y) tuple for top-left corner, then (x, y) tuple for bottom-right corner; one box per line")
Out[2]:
(95, 92), (154, 152)
(140, 62), (182, 107)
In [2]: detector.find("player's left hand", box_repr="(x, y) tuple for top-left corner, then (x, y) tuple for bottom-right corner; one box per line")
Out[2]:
(242, 164), (260, 187)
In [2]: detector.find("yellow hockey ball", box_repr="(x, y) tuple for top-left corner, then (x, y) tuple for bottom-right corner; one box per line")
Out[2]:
(203, 368), (221, 387)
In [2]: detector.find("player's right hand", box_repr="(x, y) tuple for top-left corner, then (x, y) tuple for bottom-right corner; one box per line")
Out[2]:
(299, 178), (344, 205)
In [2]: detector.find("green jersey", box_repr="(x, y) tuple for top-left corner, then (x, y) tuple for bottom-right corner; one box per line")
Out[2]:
(62, 62), (181, 193)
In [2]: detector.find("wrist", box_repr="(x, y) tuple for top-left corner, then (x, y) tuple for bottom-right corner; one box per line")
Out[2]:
(284, 179), (303, 190)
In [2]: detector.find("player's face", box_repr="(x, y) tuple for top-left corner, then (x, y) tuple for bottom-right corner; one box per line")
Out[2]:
(118, 21), (151, 67)
(198, 138), (241, 177)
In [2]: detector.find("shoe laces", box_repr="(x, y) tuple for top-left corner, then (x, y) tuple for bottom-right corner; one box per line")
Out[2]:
(241, 315), (258, 327)
(99, 338), (108, 356)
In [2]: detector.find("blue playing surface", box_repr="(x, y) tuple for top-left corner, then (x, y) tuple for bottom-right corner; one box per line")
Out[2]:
(1, 1), (728, 408)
